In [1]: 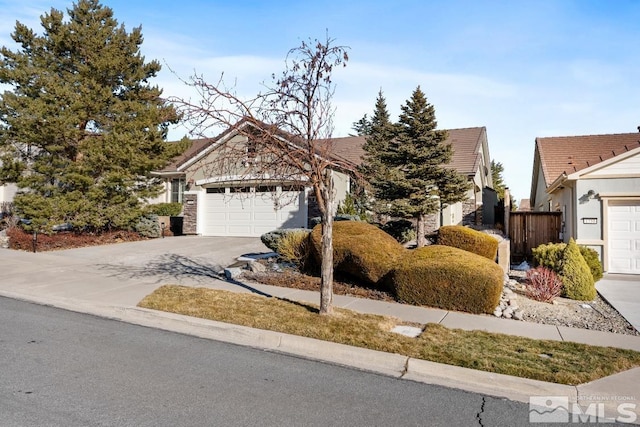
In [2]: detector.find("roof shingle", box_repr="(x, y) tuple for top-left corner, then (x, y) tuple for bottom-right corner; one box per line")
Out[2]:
(536, 132), (640, 186)
(159, 125), (487, 177)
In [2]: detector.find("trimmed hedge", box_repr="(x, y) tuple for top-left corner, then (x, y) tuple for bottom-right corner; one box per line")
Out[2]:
(436, 225), (499, 260)
(145, 202), (183, 217)
(309, 221), (406, 286)
(560, 239), (596, 301)
(390, 245), (504, 314)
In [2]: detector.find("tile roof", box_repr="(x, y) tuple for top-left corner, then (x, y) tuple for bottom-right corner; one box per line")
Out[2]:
(536, 132), (640, 187)
(159, 123), (487, 177)
(313, 127), (486, 177)
(157, 138), (211, 173)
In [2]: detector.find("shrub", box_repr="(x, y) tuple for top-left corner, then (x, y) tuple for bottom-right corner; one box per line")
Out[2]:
(134, 214), (161, 238)
(260, 228), (309, 252)
(533, 242), (603, 283)
(532, 242), (564, 272)
(579, 246), (603, 283)
(275, 229), (311, 268)
(559, 239), (596, 301)
(436, 225), (499, 260)
(390, 245), (503, 314)
(145, 202), (183, 217)
(379, 219), (416, 244)
(525, 266), (563, 303)
(309, 221), (406, 287)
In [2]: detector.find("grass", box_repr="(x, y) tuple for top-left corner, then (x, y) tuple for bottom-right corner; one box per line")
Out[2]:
(138, 285), (640, 385)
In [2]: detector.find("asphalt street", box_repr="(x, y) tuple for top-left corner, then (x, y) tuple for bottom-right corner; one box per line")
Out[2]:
(0, 296), (550, 427)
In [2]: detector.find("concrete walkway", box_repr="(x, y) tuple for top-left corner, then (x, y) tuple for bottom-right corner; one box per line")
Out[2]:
(597, 274), (640, 332)
(1, 237), (639, 419)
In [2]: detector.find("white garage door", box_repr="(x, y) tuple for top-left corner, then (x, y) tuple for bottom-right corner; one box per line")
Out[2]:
(202, 185), (307, 237)
(608, 200), (640, 274)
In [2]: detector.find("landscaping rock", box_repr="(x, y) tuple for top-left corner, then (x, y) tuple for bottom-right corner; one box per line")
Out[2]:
(248, 261), (266, 273)
(224, 267), (243, 280)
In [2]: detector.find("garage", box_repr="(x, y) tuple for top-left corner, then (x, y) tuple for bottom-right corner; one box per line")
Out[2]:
(202, 185), (307, 237)
(608, 200), (640, 274)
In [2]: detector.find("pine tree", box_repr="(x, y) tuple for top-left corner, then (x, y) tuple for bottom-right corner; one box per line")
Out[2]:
(0, 0), (179, 232)
(491, 160), (506, 200)
(370, 86), (469, 246)
(357, 90), (396, 216)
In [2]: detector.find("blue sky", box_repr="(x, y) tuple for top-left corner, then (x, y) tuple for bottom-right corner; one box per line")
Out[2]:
(2, 0), (639, 201)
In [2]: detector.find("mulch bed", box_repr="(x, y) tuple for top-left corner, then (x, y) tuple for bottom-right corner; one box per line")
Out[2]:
(244, 269), (395, 302)
(5, 227), (147, 252)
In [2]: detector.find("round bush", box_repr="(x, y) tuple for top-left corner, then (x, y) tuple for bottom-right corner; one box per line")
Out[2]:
(309, 221), (406, 286)
(391, 245), (504, 314)
(437, 225), (499, 260)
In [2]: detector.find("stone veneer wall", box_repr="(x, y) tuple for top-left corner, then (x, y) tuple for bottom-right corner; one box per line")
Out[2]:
(462, 199), (483, 226)
(182, 193), (198, 234)
(424, 213), (439, 233)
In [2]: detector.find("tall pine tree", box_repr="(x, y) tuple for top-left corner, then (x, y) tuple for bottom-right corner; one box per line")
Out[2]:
(361, 86), (469, 246)
(0, 0), (180, 232)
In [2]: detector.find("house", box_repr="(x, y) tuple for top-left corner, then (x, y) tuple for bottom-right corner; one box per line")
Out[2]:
(152, 120), (495, 237)
(530, 130), (640, 274)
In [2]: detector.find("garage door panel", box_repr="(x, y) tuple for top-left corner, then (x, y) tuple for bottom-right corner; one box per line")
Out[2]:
(203, 187), (306, 237)
(608, 201), (640, 274)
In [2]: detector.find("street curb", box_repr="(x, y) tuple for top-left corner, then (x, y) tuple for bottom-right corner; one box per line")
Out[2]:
(0, 289), (614, 405)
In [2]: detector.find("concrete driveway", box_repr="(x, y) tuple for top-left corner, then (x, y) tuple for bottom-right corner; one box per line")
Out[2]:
(597, 274), (640, 332)
(0, 236), (270, 307)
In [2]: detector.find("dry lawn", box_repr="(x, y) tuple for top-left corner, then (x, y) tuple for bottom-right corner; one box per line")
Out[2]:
(138, 285), (640, 385)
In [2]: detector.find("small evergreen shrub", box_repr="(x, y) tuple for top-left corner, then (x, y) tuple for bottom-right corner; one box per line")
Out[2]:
(525, 266), (563, 303)
(145, 202), (183, 217)
(390, 245), (503, 314)
(533, 242), (603, 283)
(275, 229), (311, 268)
(260, 228), (309, 252)
(336, 193), (368, 221)
(436, 225), (499, 260)
(532, 242), (564, 272)
(559, 239), (596, 301)
(309, 221), (406, 287)
(579, 246), (603, 282)
(379, 219), (416, 244)
(134, 214), (161, 238)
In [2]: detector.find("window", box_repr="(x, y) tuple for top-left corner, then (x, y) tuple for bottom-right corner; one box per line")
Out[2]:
(171, 178), (185, 203)
(206, 187), (225, 194)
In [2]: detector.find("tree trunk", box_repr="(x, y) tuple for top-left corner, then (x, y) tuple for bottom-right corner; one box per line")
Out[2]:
(416, 214), (426, 248)
(319, 173), (334, 315)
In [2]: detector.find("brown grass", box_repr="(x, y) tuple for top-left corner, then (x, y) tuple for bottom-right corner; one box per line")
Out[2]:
(139, 285), (640, 385)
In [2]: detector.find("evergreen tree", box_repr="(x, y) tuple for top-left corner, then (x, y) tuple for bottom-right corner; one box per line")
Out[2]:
(357, 90), (396, 216)
(0, 0), (179, 232)
(350, 114), (371, 136)
(365, 86), (469, 246)
(491, 160), (506, 200)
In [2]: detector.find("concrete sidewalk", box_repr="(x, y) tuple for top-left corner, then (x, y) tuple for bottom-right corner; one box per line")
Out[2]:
(1, 240), (639, 419)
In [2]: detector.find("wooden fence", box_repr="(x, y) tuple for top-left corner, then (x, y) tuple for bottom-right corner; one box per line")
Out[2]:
(508, 211), (562, 262)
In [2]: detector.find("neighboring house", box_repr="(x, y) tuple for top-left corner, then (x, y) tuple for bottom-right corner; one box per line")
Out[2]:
(153, 122), (495, 237)
(0, 182), (17, 205)
(518, 199), (531, 212)
(530, 131), (640, 274)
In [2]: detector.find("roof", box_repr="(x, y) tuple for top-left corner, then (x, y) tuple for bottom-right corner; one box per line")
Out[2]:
(535, 132), (640, 187)
(158, 122), (487, 177)
(518, 199), (531, 211)
(157, 138), (211, 173)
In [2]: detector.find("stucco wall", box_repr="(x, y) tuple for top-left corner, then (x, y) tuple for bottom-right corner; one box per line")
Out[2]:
(0, 183), (17, 204)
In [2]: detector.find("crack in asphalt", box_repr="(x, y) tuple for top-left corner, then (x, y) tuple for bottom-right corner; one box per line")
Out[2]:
(476, 396), (486, 426)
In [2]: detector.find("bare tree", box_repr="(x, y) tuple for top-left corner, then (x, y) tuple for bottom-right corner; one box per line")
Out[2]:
(171, 35), (350, 315)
